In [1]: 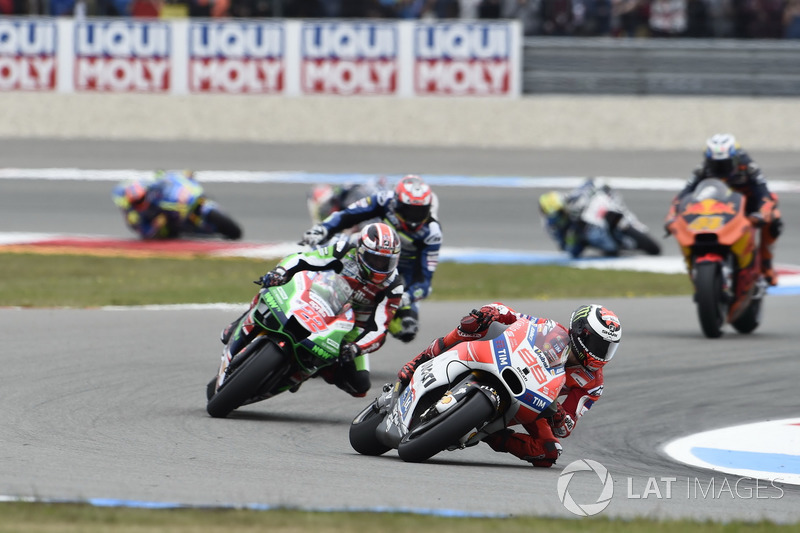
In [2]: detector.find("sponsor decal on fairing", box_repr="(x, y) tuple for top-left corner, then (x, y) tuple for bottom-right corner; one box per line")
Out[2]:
(414, 22), (511, 96)
(189, 21), (284, 94)
(74, 20), (170, 92)
(0, 19), (56, 91)
(301, 22), (398, 95)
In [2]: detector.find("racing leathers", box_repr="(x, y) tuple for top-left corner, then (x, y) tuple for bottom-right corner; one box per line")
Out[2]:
(111, 171), (205, 239)
(222, 237), (404, 397)
(666, 150), (783, 285)
(544, 180), (621, 258)
(397, 303), (604, 467)
(310, 189), (442, 343)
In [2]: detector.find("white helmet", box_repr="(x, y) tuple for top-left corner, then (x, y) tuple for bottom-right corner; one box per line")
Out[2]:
(704, 134), (739, 178)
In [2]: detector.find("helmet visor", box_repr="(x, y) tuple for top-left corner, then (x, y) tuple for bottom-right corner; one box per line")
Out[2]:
(709, 159), (733, 177)
(580, 330), (619, 363)
(395, 202), (431, 227)
(361, 248), (399, 274)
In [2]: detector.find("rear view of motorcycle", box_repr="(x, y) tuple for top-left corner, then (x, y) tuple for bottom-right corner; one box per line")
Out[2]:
(349, 320), (566, 463)
(666, 178), (767, 338)
(206, 271), (356, 418)
(539, 179), (661, 258)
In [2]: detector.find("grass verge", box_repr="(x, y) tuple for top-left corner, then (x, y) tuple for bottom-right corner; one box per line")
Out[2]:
(0, 503), (793, 533)
(0, 252), (692, 308)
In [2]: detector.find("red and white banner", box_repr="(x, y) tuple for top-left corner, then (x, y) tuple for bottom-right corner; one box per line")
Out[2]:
(74, 20), (170, 92)
(300, 22), (398, 95)
(414, 23), (513, 96)
(189, 21), (284, 93)
(0, 19), (57, 91)
(0, 18), (520, 97)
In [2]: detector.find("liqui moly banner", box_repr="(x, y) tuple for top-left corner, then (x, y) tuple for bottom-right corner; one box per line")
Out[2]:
(414, 22), (515, 96)
(74, 20), (170, 92)
(1, 18), (520, 97)
(0, 19), (57, 91)
(300, 22), (398, 95)
(189, 22), (284, 93)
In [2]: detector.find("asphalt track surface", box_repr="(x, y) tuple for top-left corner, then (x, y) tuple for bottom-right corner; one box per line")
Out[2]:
(1, 139), (800, 523)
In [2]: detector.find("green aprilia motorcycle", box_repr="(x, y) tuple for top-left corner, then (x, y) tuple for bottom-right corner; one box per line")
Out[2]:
(206, 270), (356, 418)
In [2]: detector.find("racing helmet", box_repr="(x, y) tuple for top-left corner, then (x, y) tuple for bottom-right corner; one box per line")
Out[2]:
(393, 175), (433, 232)
(539, 191), (565, 218)
(568, 304), (622, 371)
(704, 133), (739, 178)
(357, 222), (401, 284)
(124, 182), (148, 206)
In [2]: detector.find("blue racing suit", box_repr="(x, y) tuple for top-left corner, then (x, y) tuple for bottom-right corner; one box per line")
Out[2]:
(318, 189), (442, 340)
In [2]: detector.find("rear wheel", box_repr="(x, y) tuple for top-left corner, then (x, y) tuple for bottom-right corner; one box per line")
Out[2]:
(397, 392), (495, 463)
(349, 401), (391, 456)
(623, 227), (661, 255)
(207, 209), (242, 240)
(732, 297), (762, 334)
(695, 262), (726, 338)
(206, 342), (285, 418)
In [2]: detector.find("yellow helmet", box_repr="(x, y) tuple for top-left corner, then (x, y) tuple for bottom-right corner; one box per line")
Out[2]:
(539, 191), (565, 217)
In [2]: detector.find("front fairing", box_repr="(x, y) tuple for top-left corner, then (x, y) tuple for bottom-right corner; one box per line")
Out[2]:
(254, 271), (355, 369)
(379, 318), (566, 448)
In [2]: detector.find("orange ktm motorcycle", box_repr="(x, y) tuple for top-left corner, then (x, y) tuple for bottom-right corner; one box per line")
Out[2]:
(666, 178), (767, 339)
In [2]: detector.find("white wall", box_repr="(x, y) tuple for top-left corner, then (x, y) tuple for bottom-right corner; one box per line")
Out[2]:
(2, 93), (799, 150)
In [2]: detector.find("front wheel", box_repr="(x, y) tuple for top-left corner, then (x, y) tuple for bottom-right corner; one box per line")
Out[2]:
(695, 262), (726, 338)
(206, 342), (285, 418)
(206, 209), (242, 240)
(349, 401), (391, 456)
(397, 392), (495, 463)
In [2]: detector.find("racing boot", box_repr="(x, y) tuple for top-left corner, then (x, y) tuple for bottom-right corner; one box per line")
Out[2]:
(759, 196), (782, 287)
(760, 227), (780, 287)
(484, 422), (563, 468)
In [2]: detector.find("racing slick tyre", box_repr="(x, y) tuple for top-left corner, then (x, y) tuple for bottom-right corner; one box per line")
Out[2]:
(695, 262), (726, 339)
(349, 401), (391, 456)
(623, 227), (661, 255)
(207, 209), (243, 240)
(397, 392), (495, 463)
(732, 297), (762, 334)
(206, 342), (284, 418)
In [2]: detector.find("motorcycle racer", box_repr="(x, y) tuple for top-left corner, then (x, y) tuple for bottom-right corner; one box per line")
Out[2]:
(221, 222), (404, 398)
(396, 303), (622, 467)
(111, 170), (241, 240)
(665, 133), (783, 285)
(300, 175), (442, 344)
(539, 179), (625, 258)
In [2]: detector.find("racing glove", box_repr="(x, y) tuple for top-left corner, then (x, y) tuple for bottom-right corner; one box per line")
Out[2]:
(548, 403), (576, 438)
(339, 342), (361, 363)
(397, 350), (431, 387)
(256, 267), (287, 288)
(458, 304), (514, 336)
(300, 224), (328, 246)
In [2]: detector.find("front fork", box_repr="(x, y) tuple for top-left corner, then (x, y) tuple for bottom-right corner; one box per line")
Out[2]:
(691, 254), (734, 303)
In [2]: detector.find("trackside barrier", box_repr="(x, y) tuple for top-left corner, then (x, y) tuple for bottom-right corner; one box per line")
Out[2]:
(0, 17), (521, 97)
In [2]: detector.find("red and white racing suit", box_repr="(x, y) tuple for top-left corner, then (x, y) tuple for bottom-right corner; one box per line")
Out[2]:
(398, 303), (603, 467)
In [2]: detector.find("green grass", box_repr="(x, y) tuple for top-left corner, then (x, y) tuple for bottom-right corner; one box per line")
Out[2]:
(0, 253), (692, 308)
(0, 503), (793, 533)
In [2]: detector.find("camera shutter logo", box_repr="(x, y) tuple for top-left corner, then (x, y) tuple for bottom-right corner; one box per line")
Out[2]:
(557, 459), (614, 516)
